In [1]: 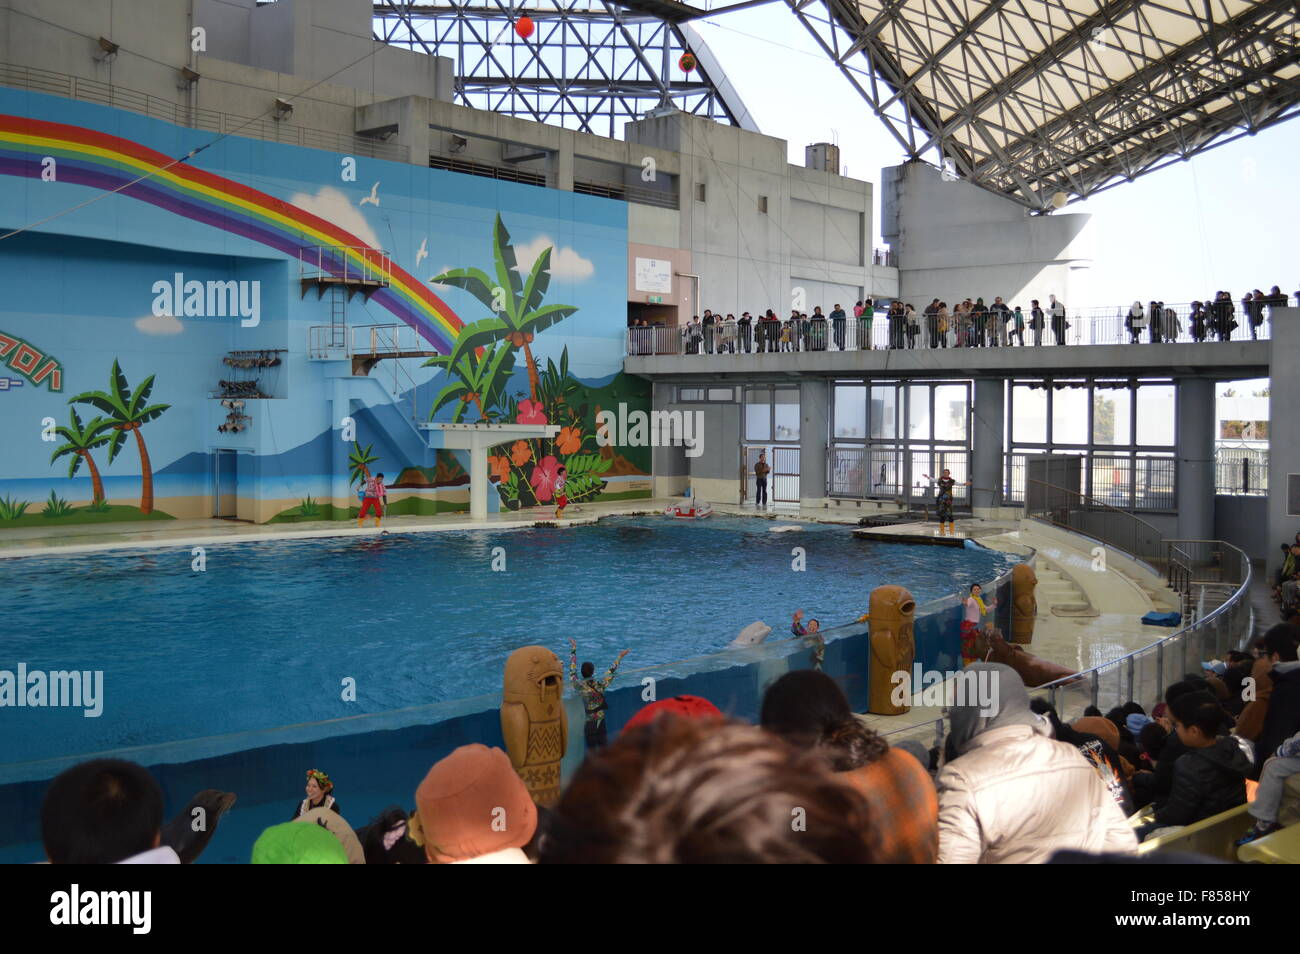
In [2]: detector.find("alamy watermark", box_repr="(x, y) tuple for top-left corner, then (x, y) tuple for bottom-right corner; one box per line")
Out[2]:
(595, 402), (704, 458)
(151, 273), (261, 327)
(890, 664), (1000, 716)
(0, 663), (103, 717)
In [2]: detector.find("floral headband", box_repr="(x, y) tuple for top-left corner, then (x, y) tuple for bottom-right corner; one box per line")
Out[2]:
(306, 769), (333, 792)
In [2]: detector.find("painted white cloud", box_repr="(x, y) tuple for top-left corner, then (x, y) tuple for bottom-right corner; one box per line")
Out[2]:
(135, 313), (183, 335)
(512, 235), (594, 281)
(288, 186), (383, 251)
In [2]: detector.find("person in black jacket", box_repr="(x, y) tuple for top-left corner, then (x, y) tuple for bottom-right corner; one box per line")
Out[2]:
(1143, 692), (1251, 837)
(1253, 626), (1300, 777)
(1150, 679), (1210, 805)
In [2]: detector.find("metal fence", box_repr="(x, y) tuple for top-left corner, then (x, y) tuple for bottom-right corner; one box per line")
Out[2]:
(627, 298), (1293, 357)
(1215, 446), (1268, 495)
(0, 62), (410, 162)
(882, 527), (1253, 752)
(827, 445), (970, 507)
(1025, 477), (1169, 572)
(1004, 452), (1176, 510)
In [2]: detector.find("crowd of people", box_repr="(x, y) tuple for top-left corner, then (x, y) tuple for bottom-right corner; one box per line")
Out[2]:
(626, 285), (1296, 355)
(33, 619), (1300, 864)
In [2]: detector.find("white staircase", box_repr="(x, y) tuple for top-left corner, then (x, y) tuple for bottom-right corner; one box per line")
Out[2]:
(1035, 563), (1094, 616)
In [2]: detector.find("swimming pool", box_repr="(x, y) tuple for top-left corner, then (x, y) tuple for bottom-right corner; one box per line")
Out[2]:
(0, 515), (1016, 767)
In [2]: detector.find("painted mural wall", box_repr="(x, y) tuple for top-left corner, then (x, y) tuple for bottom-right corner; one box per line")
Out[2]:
(0, 88), (648, 526)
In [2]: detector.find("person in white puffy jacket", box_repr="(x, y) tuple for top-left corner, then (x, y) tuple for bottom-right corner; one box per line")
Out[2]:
(936, 662), (1139, 863)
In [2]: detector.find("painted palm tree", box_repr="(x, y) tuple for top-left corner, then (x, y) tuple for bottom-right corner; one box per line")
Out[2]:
(69, 360), (170, 514)
(349, 441), (380, 488)
(432, 214), (577, 403)
(423, 341), (516, 423)
(49, 407), (112, 504)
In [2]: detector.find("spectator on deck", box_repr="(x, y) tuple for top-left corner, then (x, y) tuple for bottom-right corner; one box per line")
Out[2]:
(42, 759), (178, 864)
(830, 303), (847, 351)
(1030, 299), (1045, 346)
(904, 303), (919, 349)
(936, 663), (1138, 863)
(1049, 294), (1067, 344)
(1189, 300), (1206, 342)
(760, 670), (939, 863)
(738, 311), (753, 353)
(1126, 301), (1146, 344)
(1148, 300), (1162, 343)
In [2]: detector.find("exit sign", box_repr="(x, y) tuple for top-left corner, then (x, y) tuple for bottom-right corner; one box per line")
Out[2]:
(647, 295), (664, 304)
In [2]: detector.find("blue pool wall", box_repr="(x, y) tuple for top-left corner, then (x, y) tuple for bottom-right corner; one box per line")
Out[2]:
(0, 563), (1016, 861)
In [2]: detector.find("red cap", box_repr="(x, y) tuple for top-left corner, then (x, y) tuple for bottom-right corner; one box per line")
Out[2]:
(622, 695), (722, 734)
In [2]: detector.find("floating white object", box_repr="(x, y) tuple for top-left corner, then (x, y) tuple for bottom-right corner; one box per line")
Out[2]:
(729, 621), (772, 648)
(768, 525), (801, 532)
(665, 499), (713, 519)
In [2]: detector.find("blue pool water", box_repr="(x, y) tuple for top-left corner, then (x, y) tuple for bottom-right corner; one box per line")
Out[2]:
(0, 516), (1015, 766)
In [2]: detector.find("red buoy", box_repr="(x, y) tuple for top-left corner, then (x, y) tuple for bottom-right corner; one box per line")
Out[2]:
(678, 52), (696, 73)
(515, 15), (534, 40)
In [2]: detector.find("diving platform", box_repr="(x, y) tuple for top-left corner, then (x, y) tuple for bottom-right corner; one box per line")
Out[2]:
(298, 245), (392, 302)
(420, 422), (562, 520)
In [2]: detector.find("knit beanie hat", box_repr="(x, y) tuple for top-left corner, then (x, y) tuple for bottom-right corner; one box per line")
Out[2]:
(1072, 716), (1120, 751)
(412, 745), (536, 863)
(251, 821), (348, 864)
(622, 695), (723, 733)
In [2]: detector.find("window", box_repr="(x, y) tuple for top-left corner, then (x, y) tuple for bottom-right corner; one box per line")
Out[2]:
(1012, 385), (1047, 444)
(695, 182), (706, 202)
(833, 384), (866, 439)
(933, 384), (967, 441)
(1135, 384), (1176, 446)
(745, 387), (771, 441)
(870, 385), (897, 439)
(1092, 384), (1132, 445)
(758, 195), (768, 214)
(707, 387), (736, 402)
(774, 388), (800, 441)
(1051, 384), (1089, 445)
(678, 387), (705, 402)
(907, 384), (931, 440)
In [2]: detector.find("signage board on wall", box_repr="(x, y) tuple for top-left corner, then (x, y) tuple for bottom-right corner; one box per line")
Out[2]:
(634, 257), (672, 294)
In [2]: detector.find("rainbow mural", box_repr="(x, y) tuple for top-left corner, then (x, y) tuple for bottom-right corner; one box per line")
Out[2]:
(0, 114), (463, 352)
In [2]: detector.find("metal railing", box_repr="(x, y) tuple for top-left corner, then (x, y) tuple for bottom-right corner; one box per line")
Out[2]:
(1215, 446), (1268, 496)
(827, 444), (971, 506)
(880, 535), (1252, 753)
(625, 298), (1294, 357)
(1025, 477), (1168, 572)
(0, 62), (410, 162)
(1004, 452), (1178, 511)
(299, 245), (392, 286)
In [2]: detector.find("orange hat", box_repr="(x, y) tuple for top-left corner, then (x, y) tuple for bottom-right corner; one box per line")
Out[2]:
(413, 745), (536, 863)
(1072, 716), (1120, 751)
(622, 695), (722, 734)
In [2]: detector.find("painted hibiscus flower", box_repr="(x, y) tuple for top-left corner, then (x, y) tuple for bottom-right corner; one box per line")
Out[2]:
(555, 426), (582, 456)
(510, 440), (532, 467)
(516, 399), (548, 426)
(529, 455), (560, 503)
(487, 454), (510, 482)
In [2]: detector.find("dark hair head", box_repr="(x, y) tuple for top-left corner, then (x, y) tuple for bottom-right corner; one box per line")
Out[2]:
(42, 759), (164, 864)
(1083, 705), (1103, 718)
(1137, 722), (1168, 759)
(1169, 691), (1232, 738)
(760, 670), (887, 771)
(1263, 623), (1300, 661)
(581, 661), (594, 679)
(376, 473), (384, 479)
(1166, 678), (1208, 705)
(541, 716), (879, 863)
(357, 806), (427, 865)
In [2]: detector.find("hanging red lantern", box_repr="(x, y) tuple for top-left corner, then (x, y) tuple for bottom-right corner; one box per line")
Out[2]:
(678, 51), (696, 73)
(515, 15), (534, 40)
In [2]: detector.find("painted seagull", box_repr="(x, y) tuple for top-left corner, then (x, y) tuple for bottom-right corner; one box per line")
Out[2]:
(360, 181), (381, 207)
(415, 237), (428, 267)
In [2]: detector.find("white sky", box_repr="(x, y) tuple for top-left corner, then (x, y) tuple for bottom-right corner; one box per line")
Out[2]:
(692, 7), (1300, 310)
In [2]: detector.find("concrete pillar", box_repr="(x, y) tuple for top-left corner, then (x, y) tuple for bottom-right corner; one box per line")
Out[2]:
(469, 441), (488, 520)
(397, 96), (431, 167)
(1268, 307), (1300, 578)
(1176, 377), (1215, 543)
(547, 135), (575, 191)
(972, 378), (1004, 515)
(330, 379), (353, 516)
(800, 379), (828, 503)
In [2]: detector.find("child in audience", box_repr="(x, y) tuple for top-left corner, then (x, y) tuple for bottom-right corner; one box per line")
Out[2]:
(1143, 691), (1251, 838)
